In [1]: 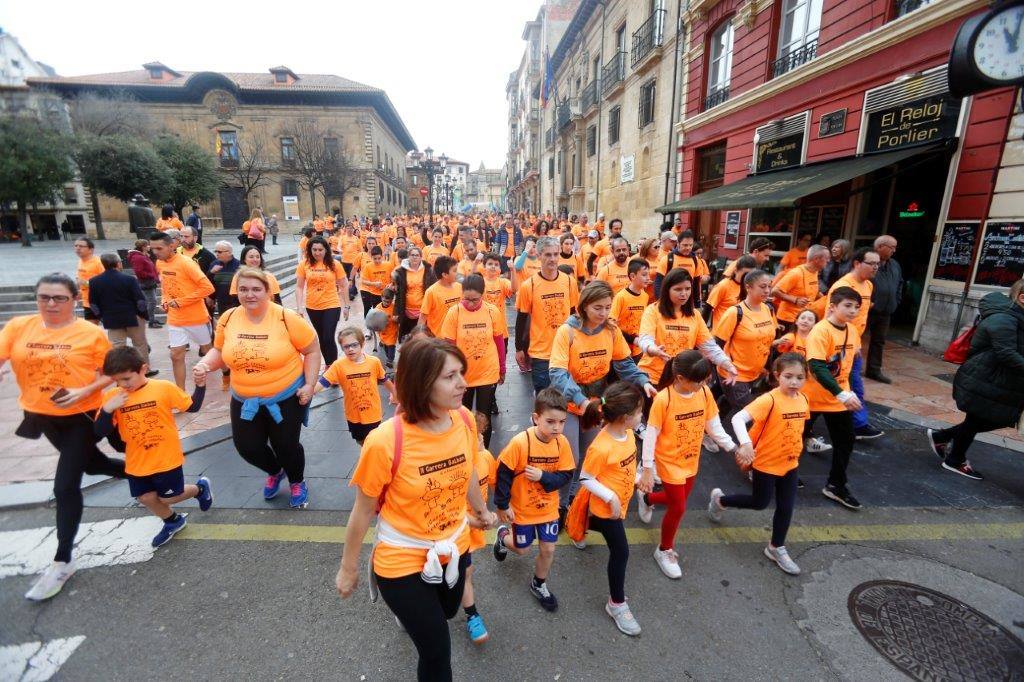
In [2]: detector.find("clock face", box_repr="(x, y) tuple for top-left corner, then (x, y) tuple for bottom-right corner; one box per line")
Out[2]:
(972, 5), (1024, 82)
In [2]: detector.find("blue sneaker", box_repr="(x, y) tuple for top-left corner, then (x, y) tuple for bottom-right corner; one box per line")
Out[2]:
(466, 613), (489, 644)
(289, 481), (308, 508)
(196, 477), (213, 511)
(263, 470), (286, 500)
(151, 513), (188, 548)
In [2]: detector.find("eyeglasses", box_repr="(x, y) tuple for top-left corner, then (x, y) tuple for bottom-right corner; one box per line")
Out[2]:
(863, 261), (881, 268)
(37, 294), (71, 304)
(341, 342), (362, 351)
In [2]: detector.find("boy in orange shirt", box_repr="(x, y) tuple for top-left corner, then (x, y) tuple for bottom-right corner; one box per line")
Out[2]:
(315, 325), (396, 444)
(418, 256), (463, 337)
(95, 347), (213, 548)
(462, 411), (497, 644)
(373, 288), (399, 369)
(493, 388), (575, 612)
(610, 259), (650, 360)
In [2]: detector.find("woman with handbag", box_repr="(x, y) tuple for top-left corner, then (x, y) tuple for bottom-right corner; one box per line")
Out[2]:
(928, 280), (1024, 480)
(242, 209), (267, 254)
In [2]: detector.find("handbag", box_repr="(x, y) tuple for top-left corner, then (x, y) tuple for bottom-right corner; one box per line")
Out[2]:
(237, 233), (246, 245)
(943, 320), (977, 364)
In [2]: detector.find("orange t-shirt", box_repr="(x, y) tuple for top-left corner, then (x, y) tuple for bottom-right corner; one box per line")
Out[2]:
(780, 247), (808, 272)
(516, 257), (542, 281)
(657, 252), (710, 280)
(774, 265), (820, 323)
(298, 236), (309, 256)
(457, 259), (483, 280)
(712, 302), (777, 382)
(637, 305), (712, 383)
(357, 256), (394, 296)
(214, 304), (317, 398)
(592, 238), (612, 261)
(322, 355), (386, 424)
(352, 410), (476, 578)
(156, 254), (214, 327)
(102, 379), (191, 476)
(339, 235), (362, 264)
(515, 272), (580, 360)
(76, 256), (104, 309)
(440, 302), (503, 387)
(610, 287), (648, 339)
(451, 240), (484, 262)
(424, 244), (449, 266)
(375, 302), (399, 346)
(583, 429), (638, 520)
(549, 323), (631, 412)
(403, 266), (427, 311)
(648, 384), (718, 483)
(0, 315), (110, 416)
(469, 448), (497, 552)
(296, 260), (346, 310)
(579, 243), (597, 278)
(420, 281), (463, 337)
(595, 260), (631, 294)
(501, 228), (516, 257)
(558, 252), (584, 279)
(776, 331), (809, 357)
(804, 319), (860, 412)
(496, 427), (575, 525)
(707, 277), (741, 326)
(229, 271), (281, 296)
(744, 388), (809, 476)
(155, 217), (184, 232)
(483, 275), (512, 336)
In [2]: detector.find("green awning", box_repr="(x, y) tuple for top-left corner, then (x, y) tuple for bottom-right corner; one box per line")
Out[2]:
(656, 144), (944, 213)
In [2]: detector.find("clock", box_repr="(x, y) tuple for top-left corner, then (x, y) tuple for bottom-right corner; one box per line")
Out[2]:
(948, 0), (1024, 98)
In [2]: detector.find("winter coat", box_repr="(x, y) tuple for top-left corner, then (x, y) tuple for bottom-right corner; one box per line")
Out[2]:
(952, 292), (1024, 426)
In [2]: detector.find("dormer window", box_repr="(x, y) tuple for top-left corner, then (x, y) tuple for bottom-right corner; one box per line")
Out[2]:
(147, 68), (162, 80)
(274, 71), (288, 83)
(269, 66), (299, 85)
(142, 62), (180, 81)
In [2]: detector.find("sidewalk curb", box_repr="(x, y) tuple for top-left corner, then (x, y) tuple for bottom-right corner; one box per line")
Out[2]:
(881, 406), (1024, 455)
(0, 392), (343, 511)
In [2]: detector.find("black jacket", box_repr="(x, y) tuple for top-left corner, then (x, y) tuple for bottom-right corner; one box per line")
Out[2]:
(871, 258), (903, 315)
(393, 263), (437, 319)
(88, 269), (148, 329)
(952, 292), (1024, 426)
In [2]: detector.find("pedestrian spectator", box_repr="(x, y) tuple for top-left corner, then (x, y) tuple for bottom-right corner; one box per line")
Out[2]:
(178, 226), (215, 276)
(74, 238), (104, 324)
(128, 239), (162, 329)
(493, 219), (525, 275)
(1, 273), (125, 601)
(266, 213), (279, 246)
(185, 205), (203, 243)
(865, 235), (902, 384)
(295, 236), (349, 366)
(820, 239), (852, 295)
(87, 253), (154, 375)
(155, 204), (184, 233)
(928, 281), (1024, 480)
(242, 209), (267, 254)
(193, 266), (321, 508)
(208, 241), (241, 315)
(230, 245), (282, 305)
(393, 245), (436, 341)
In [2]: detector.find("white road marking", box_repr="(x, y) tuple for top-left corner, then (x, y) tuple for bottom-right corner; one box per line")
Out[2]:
(0, 517), (163, 578)
(0, 636), (85, 681)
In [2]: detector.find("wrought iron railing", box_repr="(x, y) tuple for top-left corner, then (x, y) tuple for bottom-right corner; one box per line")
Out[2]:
(602, 51), (626, 96)
(771, 39), (817, 78)
(632, 9), (666, 67)
(557, 100), (572, 131)
(895, 0), (931, 17)
(582, 80), (599, 112)
(704, 85), (730, 111)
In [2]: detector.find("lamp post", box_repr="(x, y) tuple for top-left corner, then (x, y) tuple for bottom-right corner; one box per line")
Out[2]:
(412, 147), (448, 226)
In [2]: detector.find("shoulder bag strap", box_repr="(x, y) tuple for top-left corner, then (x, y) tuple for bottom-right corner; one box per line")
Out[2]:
(375, 418), (403, 514)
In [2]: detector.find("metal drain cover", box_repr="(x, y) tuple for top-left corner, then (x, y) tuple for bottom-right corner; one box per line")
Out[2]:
(848, 580), (1024, 681)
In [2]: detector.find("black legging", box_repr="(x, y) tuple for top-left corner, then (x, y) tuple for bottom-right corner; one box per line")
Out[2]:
(805, 411), (854, 489)
(588, 515), (628, 603)
(461, 384), (496, 446)
(398, 313), (419, 341)
(229, 394), (306, 483)
(932, 412), (1006, 466)
(306, 307), (341, 366)
(360, 291), (382, 317)
(720, 468), (799, 547)
(376, 554), (470, 682)
(30, 412), (126, 563)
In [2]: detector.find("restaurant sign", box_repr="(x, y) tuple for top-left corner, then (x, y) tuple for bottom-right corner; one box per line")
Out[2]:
(863, 93), (961, 154)
(755, 132), (804, 173)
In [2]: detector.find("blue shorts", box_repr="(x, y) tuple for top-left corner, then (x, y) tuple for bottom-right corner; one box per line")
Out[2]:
(512, 521), (559, 548)
(128, 466), (185, 499)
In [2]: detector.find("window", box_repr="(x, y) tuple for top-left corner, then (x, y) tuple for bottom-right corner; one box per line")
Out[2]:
(324, 137), (339, 160)
(608, 106), (621, 145)
(280, 137), (294, 163)
(282, 179), (299, 196)
(548, 156), (555, 179)
(774, 0), (822, 76)
(274, 71), (288, 83)
(217, 131), (238, 165)
(586, 125), (597, 157)
(147, 67), (162, 79)
(412, 174), (418, 185)
(697, 142), (726, 193)
(616, 24), (626, 51)
(706, 21), (734, 108)
(63, 186), (77, 205)
(895, 0), (933, 17)
(639, 79), (656, 127)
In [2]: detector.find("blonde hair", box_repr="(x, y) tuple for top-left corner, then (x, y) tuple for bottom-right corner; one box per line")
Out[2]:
(249, 208), (263, 221)
(235, 266), (270, 291)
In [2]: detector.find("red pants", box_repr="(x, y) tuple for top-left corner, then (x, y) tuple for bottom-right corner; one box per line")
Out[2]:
(646, 477), (696, 550)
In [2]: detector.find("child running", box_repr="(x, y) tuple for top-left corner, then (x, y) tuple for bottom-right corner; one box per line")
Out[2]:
(707, 353), (811, 575)
(493, 388), (575, 611)
(636, 350), (736, 579)
(373, 287), (400, 369)
(462, 411), (497, 644)
(314, 325), (397, 445)
(773, 309), (831, 455)
(610, 259), (650, 362)
(94, 347), (213, 547)
(576, 381), (646, 635)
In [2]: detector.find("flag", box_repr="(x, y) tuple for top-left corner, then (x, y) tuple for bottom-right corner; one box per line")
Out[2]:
(541, 49), (554, 108)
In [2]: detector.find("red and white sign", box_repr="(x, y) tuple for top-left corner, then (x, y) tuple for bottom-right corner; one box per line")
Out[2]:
(419, 187), (429, 196)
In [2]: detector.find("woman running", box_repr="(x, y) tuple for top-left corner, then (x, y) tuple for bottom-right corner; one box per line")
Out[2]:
(295, 236), (349, 366)
(706, 255), (756, 326)
(231, 245), (282, 304)
(393, 246), (436, 341)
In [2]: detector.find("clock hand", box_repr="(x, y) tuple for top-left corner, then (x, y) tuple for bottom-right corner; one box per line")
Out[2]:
(1011, 12), (1023, 51)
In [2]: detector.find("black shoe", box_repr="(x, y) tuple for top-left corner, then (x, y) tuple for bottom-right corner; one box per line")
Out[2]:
(493, 525), (509, 562)
(926, 428), (948, 460)
(148, 322), (164, 329)
(822, 484), (861, 510)
(490, 402), (499, 415)
(855, 426), (885, 441)
(797, 477), (805, 489)
(865, 372), (893, 384)
(941, 460), (983, 480)
(530, 580), (558, 612)
(145, 370), (159, 378)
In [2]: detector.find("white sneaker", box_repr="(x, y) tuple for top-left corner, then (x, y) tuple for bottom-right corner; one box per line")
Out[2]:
(653, 547), (682, 579)
(636, 489), (652, 524)
(25, 561), (76, 601)
(764, 545), (801, 575)
(571, 536), (587, 550)
(702, 434), (720, 453)
(804, 436), (832, 453)
(605, 600), (642, 636)
(707, 488), (724, 523)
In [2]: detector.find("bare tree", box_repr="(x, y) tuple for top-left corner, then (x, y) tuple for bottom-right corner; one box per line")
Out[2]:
(323, 146), (367, 215)
(69, 90), (154, 138)
(221, 135), (272, 205)
(278, 119), (331, 216)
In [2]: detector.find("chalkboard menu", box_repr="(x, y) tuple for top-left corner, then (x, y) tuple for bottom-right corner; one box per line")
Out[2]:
(974, 221), (1024, 287)
(724, 211), (741, 248)
(933, 221), (978, 282)
(820, 206), (846, 236)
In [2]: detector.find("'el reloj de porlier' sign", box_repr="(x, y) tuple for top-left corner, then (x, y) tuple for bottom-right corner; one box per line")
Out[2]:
(863, 93), (961, 154)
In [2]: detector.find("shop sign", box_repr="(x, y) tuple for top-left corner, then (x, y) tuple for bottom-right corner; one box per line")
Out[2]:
(755, 132), (804, 173)
(898, 201), (925, 219)
(863, 93), (961, 154)
(933, 221), (978, 282)
(818, 109), (846, 138)
(724, 211), (741, 249)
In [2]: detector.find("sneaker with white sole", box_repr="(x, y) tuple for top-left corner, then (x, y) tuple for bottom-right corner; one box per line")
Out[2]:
(636, 489), (652, 524)
(571, 536), (587, 550)
(605, 600), (642, 636)
(941, 460), (983, 480)
(707, 488), (724, 523)
(25, 561), (76, 601)
(653, 547), (682, 579)
(927, 428), (948, 460)
(804, 436), (832, 453)
(764, 545), (801, 575)
(702, 434), (720, 453)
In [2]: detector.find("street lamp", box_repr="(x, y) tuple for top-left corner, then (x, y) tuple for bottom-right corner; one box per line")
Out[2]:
(415, 147), (447, 225)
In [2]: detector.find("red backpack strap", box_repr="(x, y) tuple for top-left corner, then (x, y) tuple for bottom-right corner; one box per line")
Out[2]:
(376, 417), (403, 514)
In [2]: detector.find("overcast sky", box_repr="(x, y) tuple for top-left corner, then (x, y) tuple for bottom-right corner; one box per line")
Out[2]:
(1, 0), (534, 169)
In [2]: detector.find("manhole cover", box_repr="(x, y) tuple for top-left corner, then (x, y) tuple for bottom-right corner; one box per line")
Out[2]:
(848, 580), (1024, 681)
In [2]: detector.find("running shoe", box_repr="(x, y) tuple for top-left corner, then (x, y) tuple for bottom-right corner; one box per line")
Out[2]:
(926, 428), (948, 460)
(24, 561), (75, 601)
(196, 476), (213, 511)
(941, 461), (983, 480)
(804, 436), (832, 453)
(636, 489), (652, 524)
(702, 434), (720, 453)
(152, 513), (188, 548)
(764, 545), (801, 575)
(854, 426), (885, 441)
(263, 470), (286, 500)
(797, 477), (805, 489)
(605, 600), (642, 636)
(571, 536), (587, 550)
(530, 580), (558, 612)
(822, 484), (862, 510)
(653, 547), (682, 579)
(493, 525), (509, 562)
(289, 481), (309, 508)
(707, 488), (724, 523)
(466, 614), (489, 644)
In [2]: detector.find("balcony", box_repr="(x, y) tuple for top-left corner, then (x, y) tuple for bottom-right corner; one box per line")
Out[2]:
(771, 39), (817, 78)
(557, 100), (572, 132)
(631, 9), (666, 69)
(602, 51), (626, 97)
(704, 85), (730, 111)
(581, 80), (599, 113)
(545, 126), (555, 148)
(895, 0), (932, 17)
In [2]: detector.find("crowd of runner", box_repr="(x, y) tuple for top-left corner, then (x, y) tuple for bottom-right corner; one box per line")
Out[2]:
(2, 208), (1022, 681)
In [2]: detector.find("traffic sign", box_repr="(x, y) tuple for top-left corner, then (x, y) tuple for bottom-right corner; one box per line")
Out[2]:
(419, 187), (429, 196)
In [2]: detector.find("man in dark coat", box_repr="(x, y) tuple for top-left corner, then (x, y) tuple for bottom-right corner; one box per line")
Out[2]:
(88, 253), (157, 376)
(865, 235), (903, 383)
(185, 205), (203, 243)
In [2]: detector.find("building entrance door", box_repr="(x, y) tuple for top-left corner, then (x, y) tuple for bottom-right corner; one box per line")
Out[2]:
(219, 187), (249, 231)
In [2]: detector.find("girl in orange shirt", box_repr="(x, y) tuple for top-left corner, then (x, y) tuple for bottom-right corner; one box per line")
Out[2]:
(708, 353), (810, 575)
(706, 255), (756, 327)
(295, 237), (350, 366)
(773, 309), (816, 357)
